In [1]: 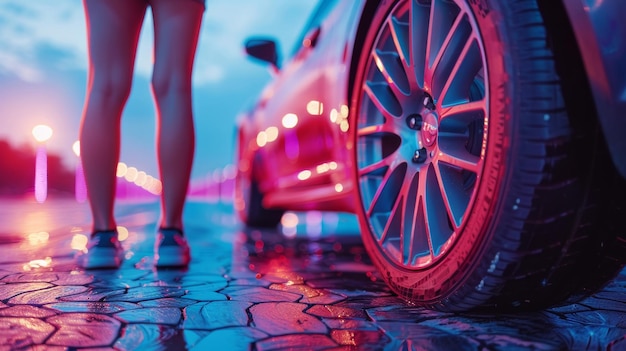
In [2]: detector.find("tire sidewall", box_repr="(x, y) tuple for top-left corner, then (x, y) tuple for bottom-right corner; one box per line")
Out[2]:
(351, 0), (515, 307)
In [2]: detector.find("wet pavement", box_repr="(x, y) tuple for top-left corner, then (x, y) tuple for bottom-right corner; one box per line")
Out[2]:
(1, 198), (625, 350)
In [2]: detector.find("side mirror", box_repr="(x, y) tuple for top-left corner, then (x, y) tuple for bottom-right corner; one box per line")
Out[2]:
(244, 37), (280, 71)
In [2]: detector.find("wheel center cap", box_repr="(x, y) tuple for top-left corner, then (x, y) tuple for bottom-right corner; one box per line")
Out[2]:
(421, 112), (439, 147)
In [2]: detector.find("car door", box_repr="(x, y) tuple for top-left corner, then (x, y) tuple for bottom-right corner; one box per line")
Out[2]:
(251, 0), (345, 191)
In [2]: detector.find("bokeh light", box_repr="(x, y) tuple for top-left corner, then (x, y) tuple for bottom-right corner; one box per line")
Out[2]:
(297, 170), (311, 180)
(306, 100), (323, 115)
(116, 162), (128, 177)
(281, 212), (299, 238)
(27, 231), (49, 246)
(32, 124), (53, 143)
(23, 257), (52, 271)
(265, 126), (279, 142)
(335, 183), (344, 192)
(282, 113), (298, 129)
(72, 140), (80, 157)
(71, 234), (88, 252)
(256, 131), (268, 147)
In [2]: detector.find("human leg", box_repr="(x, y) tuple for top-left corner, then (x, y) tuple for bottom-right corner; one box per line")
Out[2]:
(80, 0), (148, 232)
(149, 0), (204, 230)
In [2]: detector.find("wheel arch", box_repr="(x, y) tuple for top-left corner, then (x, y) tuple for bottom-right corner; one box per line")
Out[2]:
(537, 0), (626, 178)
(347, 0), (384, 107)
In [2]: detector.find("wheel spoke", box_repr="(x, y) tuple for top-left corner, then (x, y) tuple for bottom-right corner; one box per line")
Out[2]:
(417, 171), (435, 258)
(359, 156), (391, 177)
(438, 100), (486, 171)
(379, 192), (404, 254)
(433, 161), (462, 229)
(440, 99), (485, 121)
(365, 163), (408, 240)
(438, 36), (483, 107)
(424, 165), (453, 256)
(437, 146), (480, 174)
(357, 118), (402, 175)
(425, 0), (461, 89)
(357, 121), (396, 138)
(364, 81), (402, 118)
(429, 11), (464, 77)
(373, 49), (410, 97)
(389, 16), (410, 69)
(432, 17), (473, 98)
(367, 163), (407, 214)
(401, 173), (417, 264)
(433, 165), (460, 230)
(410, 1), (430, 89)
(401, 172), (431, 265)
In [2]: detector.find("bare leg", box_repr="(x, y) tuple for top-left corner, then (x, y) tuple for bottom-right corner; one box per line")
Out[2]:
(150, 0), (204, 230)
(80, 0), (148, 232)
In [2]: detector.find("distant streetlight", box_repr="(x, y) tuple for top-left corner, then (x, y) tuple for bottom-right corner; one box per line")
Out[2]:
(32, 125), (53, 143)
(72, 140), (87, 203)
(32, 124), (53, 203)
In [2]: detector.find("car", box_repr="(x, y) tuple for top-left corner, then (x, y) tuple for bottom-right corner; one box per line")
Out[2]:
(234, 0), (626, 312)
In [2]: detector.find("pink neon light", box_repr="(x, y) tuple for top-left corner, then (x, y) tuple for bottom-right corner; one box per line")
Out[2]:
(34, 146), (47, 203)
(75, 160), (87, 203)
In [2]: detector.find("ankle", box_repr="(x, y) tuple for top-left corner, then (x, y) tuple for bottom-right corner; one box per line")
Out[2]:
(158, 227), (184, 235)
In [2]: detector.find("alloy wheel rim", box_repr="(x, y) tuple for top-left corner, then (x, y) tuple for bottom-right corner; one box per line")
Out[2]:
(356, 0), (489, 269)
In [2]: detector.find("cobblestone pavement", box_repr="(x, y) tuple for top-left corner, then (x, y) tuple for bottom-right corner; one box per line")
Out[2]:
(0, 199), (625, 350)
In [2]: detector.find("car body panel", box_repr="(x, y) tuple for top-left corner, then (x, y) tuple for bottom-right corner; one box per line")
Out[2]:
(238, 0), (367, 212)
(562, 0), (626, 177)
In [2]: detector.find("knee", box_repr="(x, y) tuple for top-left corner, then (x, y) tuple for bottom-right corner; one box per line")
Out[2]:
(89, 74), (133, 107)
(151, 72), (192, 101)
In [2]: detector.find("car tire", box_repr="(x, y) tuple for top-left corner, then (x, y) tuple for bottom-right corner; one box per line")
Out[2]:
(350, 0), (626, 311)
(235, 157), (284, 228)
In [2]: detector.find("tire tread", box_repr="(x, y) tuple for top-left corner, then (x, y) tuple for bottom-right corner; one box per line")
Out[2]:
(440, 0), (626, 311)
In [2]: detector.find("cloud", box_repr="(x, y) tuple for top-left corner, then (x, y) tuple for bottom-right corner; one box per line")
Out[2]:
(0, 51), (41, 82)
(0, 1), (86, 81)
(0, 0), (317, 86)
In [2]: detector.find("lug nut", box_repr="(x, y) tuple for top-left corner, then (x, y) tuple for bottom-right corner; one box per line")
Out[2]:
(406, 114), (422, 130)
(423, 94), (435, 110)
(412, 148), (428, 163)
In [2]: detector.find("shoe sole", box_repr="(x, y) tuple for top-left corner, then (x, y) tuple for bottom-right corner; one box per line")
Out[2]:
(155, 246), (190, 267)
(76, 247), (122, 269)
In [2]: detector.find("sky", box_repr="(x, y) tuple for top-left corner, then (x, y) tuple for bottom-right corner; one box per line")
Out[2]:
(0, 0), (318, 181)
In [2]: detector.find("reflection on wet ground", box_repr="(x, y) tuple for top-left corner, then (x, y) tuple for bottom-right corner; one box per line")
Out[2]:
(0, 199), (625, 350)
